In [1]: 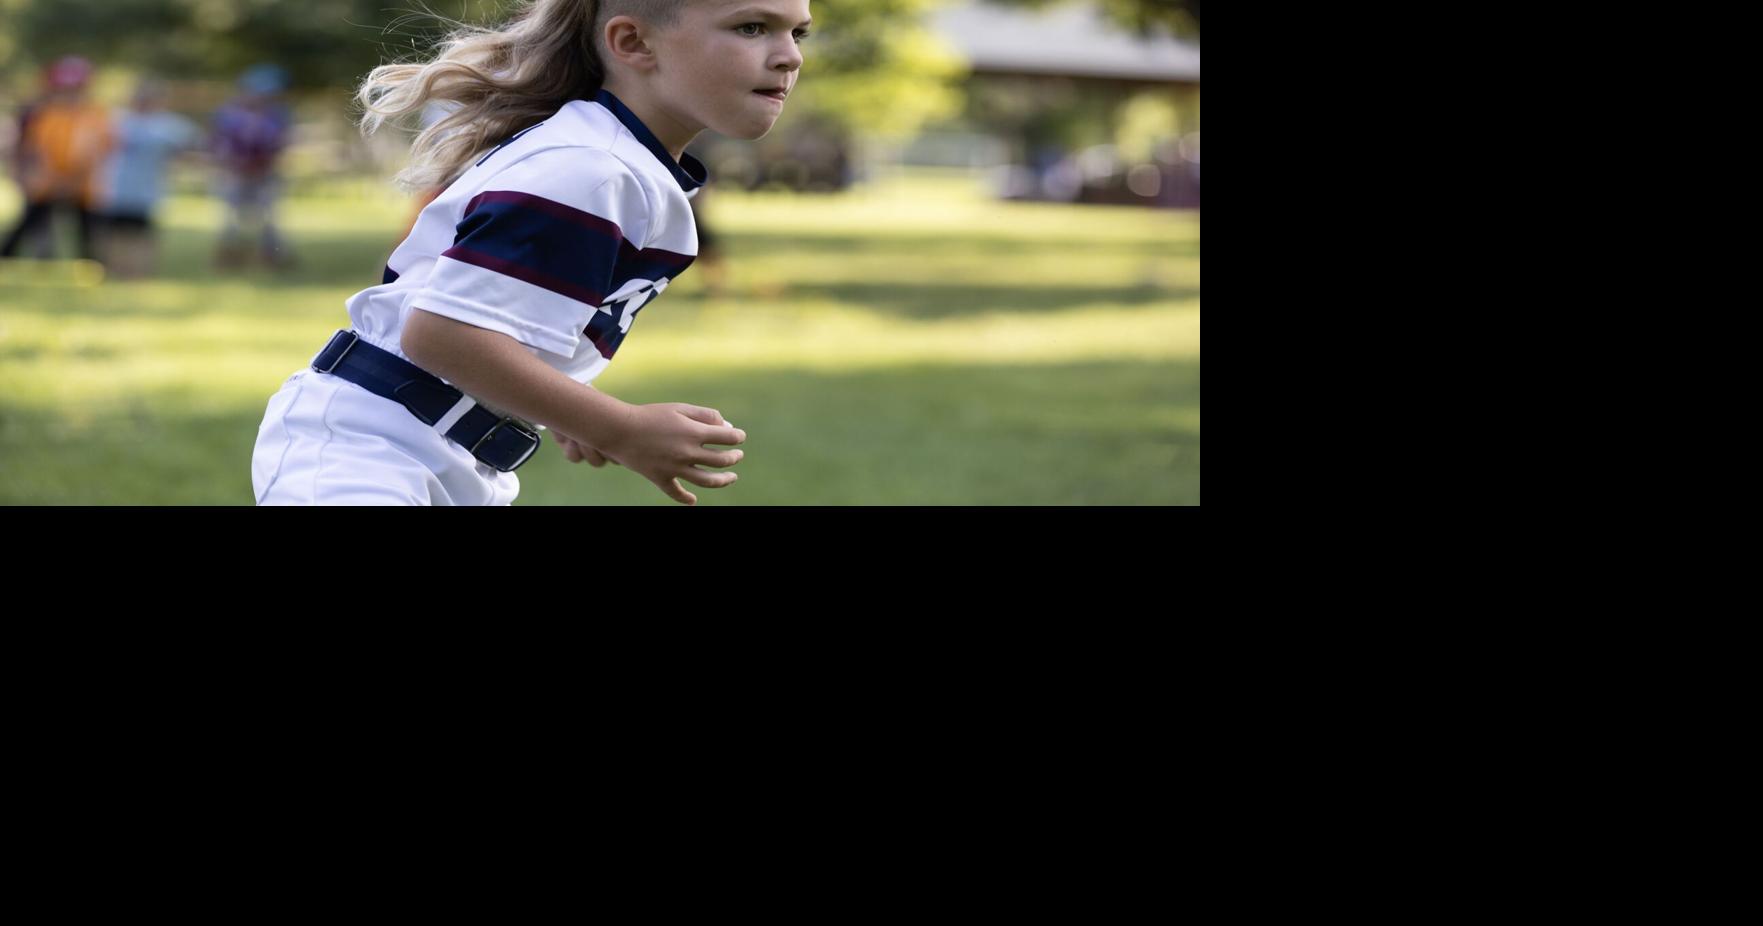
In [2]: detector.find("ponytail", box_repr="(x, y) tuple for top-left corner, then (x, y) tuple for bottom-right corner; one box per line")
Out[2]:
(356, 0), (604, 191)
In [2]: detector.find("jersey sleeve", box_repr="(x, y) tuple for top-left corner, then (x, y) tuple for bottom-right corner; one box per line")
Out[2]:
(405, 146), (651, 358)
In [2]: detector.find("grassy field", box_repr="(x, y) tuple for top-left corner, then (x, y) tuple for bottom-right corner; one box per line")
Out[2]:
(0, 169), (1199, 505)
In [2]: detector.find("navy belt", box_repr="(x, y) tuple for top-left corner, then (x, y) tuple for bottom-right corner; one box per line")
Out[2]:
(310, 329), (540, 473)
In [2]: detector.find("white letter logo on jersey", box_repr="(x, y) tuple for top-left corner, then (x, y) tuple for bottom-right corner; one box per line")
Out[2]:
(587, 276), (673, 358)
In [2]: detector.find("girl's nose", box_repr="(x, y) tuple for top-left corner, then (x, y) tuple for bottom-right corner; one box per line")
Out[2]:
(774, 42), (803, 73)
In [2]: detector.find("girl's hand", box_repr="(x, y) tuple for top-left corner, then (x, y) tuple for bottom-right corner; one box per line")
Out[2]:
(601, 403), (745, 506)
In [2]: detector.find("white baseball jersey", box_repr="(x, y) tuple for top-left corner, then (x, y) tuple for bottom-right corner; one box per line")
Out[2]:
(252, 89), (705, 505)
(361, 87), (704, 377)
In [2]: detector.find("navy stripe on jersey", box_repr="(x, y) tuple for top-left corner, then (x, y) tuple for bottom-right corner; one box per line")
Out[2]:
(444, 190), (624, 306)
(585, 304), (625, 359)
(382, 265), (400, 285)
(617, 242), (695, 284)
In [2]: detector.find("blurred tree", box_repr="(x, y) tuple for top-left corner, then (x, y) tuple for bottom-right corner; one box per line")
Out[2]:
(787, 0), (966, 140)
(945, 0), (1198, 166)
(985, 0), (1198, 38)
(0, 0), (37, 84)
(0, 0), (509, 92)
(0, 0), (964, 141)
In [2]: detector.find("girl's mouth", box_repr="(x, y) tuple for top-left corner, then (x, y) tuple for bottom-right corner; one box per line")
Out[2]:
(754, 89), (787, 102)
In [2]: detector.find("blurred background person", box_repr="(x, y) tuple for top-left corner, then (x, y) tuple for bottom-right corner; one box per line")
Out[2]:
(5, 73), (51, 257)
(1, 55), (112, 262)
(96, 78), (201, 279)
(211, 63), (294, 270)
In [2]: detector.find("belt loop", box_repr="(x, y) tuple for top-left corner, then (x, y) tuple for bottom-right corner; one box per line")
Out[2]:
(433, 394), (479, 434)
(312, 330), (358, 374)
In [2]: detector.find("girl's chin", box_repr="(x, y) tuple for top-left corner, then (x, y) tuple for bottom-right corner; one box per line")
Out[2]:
(719, 120), (777, 141)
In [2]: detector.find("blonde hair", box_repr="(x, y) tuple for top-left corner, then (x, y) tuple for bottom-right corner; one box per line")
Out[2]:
(357, 0), (688, 191)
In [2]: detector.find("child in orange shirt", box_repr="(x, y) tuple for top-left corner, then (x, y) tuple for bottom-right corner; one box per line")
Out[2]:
(1, 57), (112, 261)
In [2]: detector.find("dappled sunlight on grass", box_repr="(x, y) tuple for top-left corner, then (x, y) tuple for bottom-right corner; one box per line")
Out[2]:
(2, 169), (1199, 504)
(607, 300), (1199, 379)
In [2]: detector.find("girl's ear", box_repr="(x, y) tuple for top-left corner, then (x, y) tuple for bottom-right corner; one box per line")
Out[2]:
(602, 15), (659, 72)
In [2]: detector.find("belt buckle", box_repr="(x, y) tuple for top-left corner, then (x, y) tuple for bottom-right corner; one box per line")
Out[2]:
(471, 417), (542, 473)
(312, 330), (358, 374)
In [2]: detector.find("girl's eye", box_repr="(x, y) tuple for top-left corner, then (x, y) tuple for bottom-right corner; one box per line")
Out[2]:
(737, 23), (809, 42)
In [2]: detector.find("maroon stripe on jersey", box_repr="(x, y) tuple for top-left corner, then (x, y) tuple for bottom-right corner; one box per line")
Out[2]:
(617, 240), (697, 281)
(462, 190), (626, 242)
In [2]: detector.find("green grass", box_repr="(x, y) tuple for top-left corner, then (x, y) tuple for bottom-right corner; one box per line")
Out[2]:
(0, 169), (1199, 505)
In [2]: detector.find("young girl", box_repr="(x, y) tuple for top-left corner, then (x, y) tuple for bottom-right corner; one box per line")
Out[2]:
(252, 0), (812, 505)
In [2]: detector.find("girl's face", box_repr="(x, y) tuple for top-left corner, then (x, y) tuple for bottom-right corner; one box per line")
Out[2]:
(649, 0), (811, 142)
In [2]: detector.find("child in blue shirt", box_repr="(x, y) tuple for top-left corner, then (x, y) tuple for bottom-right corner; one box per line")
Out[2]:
(98, 80), (200, 278)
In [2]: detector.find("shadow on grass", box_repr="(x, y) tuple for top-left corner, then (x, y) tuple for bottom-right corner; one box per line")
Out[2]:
(729, 232), (1201, 261)
(778, 280), (1197, 318)
(0, 358), (1198, 505)
(0, 344), (122, 361)
(19, 223), (1195, 323)
(151, 225), (400, 288)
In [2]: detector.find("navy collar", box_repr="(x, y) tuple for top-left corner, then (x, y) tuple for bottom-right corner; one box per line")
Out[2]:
(593, 89), (708, 193)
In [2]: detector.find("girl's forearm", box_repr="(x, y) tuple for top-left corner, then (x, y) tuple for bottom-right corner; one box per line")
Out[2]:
(401, 308), (633, 449)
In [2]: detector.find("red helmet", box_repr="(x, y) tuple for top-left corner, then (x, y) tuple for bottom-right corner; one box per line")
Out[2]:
(46, 56), (95, 90)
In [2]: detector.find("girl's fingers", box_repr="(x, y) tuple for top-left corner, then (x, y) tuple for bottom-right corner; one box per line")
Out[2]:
(697, 448), (745, 468)
(679, 467), (739, 489)
(655, 477), (696, 506)
(704, 425), (745, 446)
